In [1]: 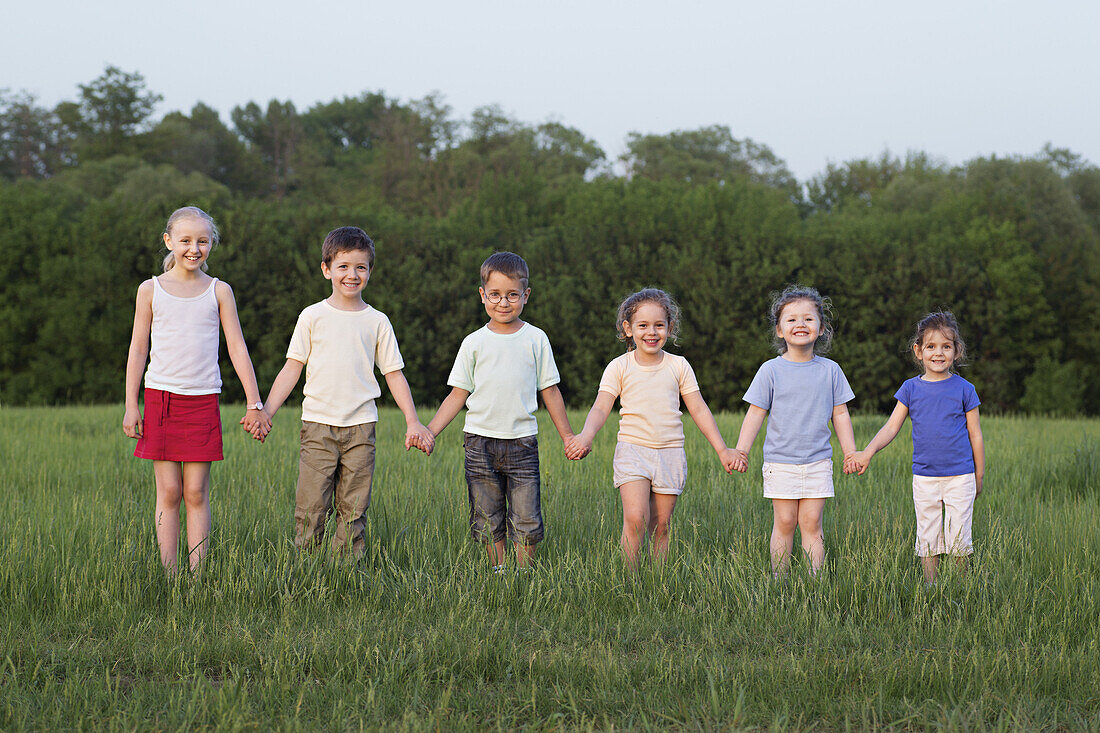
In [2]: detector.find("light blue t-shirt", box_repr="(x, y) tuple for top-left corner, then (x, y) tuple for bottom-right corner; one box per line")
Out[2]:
(895, 374), (980, 477)
(447, 322), (560, 439)
(742, 355), (855, 464)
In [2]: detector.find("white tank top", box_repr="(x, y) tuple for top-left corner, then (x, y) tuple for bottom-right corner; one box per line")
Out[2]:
(144, 276), (223, 395)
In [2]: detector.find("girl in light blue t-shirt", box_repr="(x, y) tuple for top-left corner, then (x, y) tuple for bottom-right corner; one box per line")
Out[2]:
(853, 312), (985, 585)
(730, 285), (857, 578)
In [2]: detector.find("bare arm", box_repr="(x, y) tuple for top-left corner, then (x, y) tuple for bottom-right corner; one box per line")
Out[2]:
(539, 384), (575, 444)
(731, 404), (768, 472)
(966, 407), (985, 495)
(383, 369), (434, 453)
(831, 402), (857, 471)
(216, 281), (270, 437)
(262, 359), (305, 418)
(123, 281), (154, 439)
(853, 400), (909, 474)
(682, 391), (737, 474)
(565, 391), (616, 460)
(426, 386), (471, 438)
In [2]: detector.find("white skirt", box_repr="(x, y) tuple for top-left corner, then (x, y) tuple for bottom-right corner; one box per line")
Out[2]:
(762, 458), (834, 499)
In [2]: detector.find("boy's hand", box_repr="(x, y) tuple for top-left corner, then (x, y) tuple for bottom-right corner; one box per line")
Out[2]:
(565, 434), (592, 461)
(729, 448), (748, 473)
(241, 408), (272, 444)
(406, 423), (435, 455)
(123, 408), (143, 439)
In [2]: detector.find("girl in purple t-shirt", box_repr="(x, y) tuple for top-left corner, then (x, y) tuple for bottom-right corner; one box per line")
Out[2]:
(853, 312), (985, 584)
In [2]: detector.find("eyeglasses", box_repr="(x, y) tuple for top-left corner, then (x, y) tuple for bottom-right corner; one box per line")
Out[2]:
(484, 292), (523, 304)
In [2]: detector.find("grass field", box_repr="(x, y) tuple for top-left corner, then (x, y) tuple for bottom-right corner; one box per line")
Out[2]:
(1, 405), (1099, 731)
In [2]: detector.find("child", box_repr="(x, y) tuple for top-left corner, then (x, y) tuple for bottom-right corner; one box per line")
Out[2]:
(250, 226), (434, 556)
(852, 312), (985, 584)
(567, 289), (738, 569)
(124, 206), (271, 573)
(422, 252), (576, 571)
(730, 285), (856, 577)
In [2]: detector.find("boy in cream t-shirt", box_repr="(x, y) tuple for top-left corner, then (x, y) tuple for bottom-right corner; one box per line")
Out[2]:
(251, 227), (433, 555)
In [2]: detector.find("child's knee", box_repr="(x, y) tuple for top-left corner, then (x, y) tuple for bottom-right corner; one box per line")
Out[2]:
(157, 481), (183, 506)
(773, 514), (797, 534)
(182, 482), (209, 508)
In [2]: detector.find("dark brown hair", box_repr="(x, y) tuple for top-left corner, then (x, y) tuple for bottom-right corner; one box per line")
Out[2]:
(479, 251), (529, 289)
(911, 311), (968, 368)
(322, 226), (375, 268)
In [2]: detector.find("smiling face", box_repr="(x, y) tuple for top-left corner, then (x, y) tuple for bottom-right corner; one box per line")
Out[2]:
(914, 328), (956, 379)
(623, 301), (670, 358)
(322, 249), (371, 303)
(480, 270), (529, 332)
(775, 298), (821, 352)
(163, 217), (214, 273)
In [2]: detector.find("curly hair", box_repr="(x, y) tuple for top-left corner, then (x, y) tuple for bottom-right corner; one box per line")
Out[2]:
(768, 284), (834, 355)
(615, 288), (682, 350)
(910, 311), (967, 369)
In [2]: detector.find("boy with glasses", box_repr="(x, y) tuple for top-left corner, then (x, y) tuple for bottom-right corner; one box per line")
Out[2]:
(421, 252), (576, 571)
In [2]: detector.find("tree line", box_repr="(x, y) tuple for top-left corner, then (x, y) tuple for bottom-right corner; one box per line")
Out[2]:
(2, 67), (1097, 414)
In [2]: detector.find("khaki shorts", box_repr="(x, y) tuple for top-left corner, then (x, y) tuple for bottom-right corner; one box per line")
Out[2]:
(612, 442), (687, 495)
(912, 473), (976, 557)
(295, 421), (376, 554)
(762, 459), (834, 499)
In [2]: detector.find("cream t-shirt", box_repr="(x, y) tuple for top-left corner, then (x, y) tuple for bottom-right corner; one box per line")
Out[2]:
(286, 301), (404, 427)
(598, 351), (701, 449)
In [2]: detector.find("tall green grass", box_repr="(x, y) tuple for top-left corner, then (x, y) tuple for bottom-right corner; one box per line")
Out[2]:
(1, 406), (1098, 730)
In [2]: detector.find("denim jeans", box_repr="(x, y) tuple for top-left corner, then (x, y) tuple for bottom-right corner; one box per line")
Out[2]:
(463, 433), (543, 545)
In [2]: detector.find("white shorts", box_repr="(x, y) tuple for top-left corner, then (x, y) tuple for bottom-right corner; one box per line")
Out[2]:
(612, 442), (687, 495)
(762, 459), (834, 499)
(912, 473), (976, 557)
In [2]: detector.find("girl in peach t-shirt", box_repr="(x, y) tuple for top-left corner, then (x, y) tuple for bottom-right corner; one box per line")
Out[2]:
(568, 289), (737, 568)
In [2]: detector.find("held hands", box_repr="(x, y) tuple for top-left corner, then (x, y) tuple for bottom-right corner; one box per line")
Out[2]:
(718, 448), (742, 474)
(405, 423), (435, 456)
(728, 448), (749, 473)
(844, 450), (869, 475)
(240, 408), (273, 443)
(564, 433), (592, 461)
(123, 408), (143, 439)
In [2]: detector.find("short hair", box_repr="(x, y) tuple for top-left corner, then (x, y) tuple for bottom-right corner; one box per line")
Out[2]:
(615, 288), (682, 350)
(768, 284), (835, 355)
(322, 226), (375, 268)
(162, 206), (219, 273)
(911, 311), (968, 368)
(479, 251), (529, 289)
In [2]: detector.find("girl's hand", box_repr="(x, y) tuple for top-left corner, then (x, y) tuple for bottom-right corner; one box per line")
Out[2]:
(975, 474), (983, 496)
(848, 451), (870, 475)
(123, 408), (143, 439)
(718, 448), (739, 474)
(729, 448), (748, 473)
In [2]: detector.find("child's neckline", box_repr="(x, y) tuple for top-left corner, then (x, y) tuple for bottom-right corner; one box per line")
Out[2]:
(918, 373), (955, 383)
(485, 320), (526, 336)
(630, 350), (666, 368)
(325, 295), (369, 312)
(779, 353), (817, 365)
(155, 274), (216, 300)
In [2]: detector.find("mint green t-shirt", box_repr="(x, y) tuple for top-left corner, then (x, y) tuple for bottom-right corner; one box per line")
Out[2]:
(447, 323), (560, 439)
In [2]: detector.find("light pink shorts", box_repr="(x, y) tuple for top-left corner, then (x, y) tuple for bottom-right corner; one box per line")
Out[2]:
(762, 459), (834, 499)
(612, 442), (687, 495)
(912, 473), (976, 557)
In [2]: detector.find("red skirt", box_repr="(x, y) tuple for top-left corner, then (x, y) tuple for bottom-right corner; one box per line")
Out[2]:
(134, 388), (224, 462)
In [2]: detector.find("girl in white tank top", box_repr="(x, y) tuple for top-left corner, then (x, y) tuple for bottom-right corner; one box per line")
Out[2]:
(123, 207), (271, 574)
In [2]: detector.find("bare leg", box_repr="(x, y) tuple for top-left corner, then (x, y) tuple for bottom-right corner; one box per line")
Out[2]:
(953, 555), (969, 574)
(619, 480), (653, 570)
(515, 542), (536, 568)
(921, 555), (939, 584)
(181, 461), (212, 571)
(647, 493), (679, 563)
(770, 499), (798, 577)
(796, 498), (827, 575)
(153, 461), (184, 573)
(487, 539), (507, 567)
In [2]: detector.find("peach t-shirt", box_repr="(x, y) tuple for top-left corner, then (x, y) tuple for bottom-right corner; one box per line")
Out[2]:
(598, 351), (701, 449)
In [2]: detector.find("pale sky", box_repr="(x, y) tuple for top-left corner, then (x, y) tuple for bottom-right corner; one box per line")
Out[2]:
(4, 0), (1098, 181)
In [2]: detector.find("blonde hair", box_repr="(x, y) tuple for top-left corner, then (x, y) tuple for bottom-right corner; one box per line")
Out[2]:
(162, 206), (220, 273)
(769, 284), (834, 355)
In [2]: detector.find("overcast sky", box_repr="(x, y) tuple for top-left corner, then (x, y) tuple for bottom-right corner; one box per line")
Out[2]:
(4, 0), (1098, 181)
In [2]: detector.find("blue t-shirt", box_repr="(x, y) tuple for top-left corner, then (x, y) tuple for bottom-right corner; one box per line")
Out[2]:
(895, 374), (980, 477)
(743, 356), (855, 464)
